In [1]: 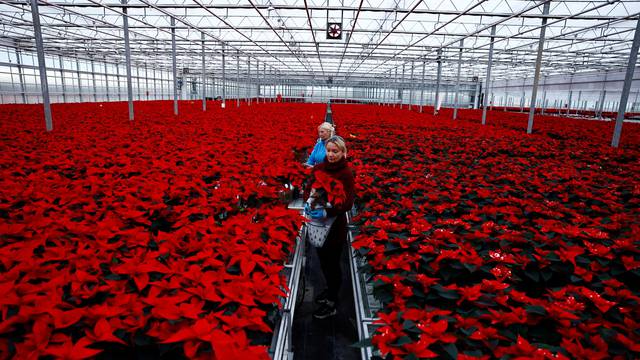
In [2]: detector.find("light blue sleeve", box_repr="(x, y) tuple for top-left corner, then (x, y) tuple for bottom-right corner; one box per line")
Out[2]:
(306, 140), (325, 166)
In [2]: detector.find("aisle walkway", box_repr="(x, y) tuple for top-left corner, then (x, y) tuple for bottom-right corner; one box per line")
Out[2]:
(292, 240), (360, 360)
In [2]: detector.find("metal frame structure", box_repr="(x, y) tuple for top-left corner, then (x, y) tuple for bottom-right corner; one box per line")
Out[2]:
(2, 3), (640, 358)
(1, 1), (637, 101)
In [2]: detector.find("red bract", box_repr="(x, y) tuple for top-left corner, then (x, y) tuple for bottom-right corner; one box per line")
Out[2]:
(2, 102), (640, 358)
(0, 101), (317, 358)
(339, 104), (640, 358)
(311, 170), (347, 207)
(44, 337), (103, 360)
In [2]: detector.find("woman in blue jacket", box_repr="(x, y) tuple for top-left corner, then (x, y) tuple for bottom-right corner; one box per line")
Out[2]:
(305, 122), (335, 167)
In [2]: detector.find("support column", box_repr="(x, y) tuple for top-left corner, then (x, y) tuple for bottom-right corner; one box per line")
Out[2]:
(76, 56), (82, 102)
(453, 39), (463, 120)
(90, 57), (97, 102)
(222, 43), (227, 107)
(159, 66), (164, 100)
(481, 25), (497, 125)
(122, 0), (134, 120)
(597, 72), (608, 119)
(15, 46), (27, 103)
(116, 61), (122, 101)
(144, 63), (148, 100)
(575, 90), (582, 115)
(400, 64), (405, 109)
(520, 77), (526, 112)
(473, 82), (480, 109)
(394, 68), (398, 108)
(408, 61), (414, 110)
(211, 74), (218, 100)
(171, 16), (178, 115)
(104, 58), (110, 102)
(58, 55), (67, 103)
(201, 32), (206, 111)
(29, 0), (52, 130)
(247, 58), (251, 105)
(383, 78), (388, 106)
(612, 17), (640, 147)
(566, 73), (574, 115)
(271, 70), (275, 102)
(526, 1), (550, 134)
(504, 78), (509, 111)
(262, 63), (266, 103)
(420, 60), (426, 113)
(434, 49), (442, 115)
(490, 79), (495, 110)
(540, 76), (547, 115)
(236, 51), (240, 107)
(135, 66), (140, 100)
(256, 60), (260, 103)
(153, 66), (157, 100)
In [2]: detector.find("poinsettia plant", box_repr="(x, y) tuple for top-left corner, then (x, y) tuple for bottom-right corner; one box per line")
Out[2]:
(333, 104), (640, 359)
(0, 101), (326, 359)
(2, 100), (639, 359)
(308, 170), (347, 209)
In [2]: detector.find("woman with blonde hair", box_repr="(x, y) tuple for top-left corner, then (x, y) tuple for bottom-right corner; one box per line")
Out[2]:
(305, 122), (335, 167)
(304, 136), (355, 319)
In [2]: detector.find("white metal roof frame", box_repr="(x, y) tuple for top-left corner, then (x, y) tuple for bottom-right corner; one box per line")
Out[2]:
(1, 0), (639, 83)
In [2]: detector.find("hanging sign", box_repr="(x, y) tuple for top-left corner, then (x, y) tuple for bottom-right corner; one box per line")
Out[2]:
(326, 22), (342, 40)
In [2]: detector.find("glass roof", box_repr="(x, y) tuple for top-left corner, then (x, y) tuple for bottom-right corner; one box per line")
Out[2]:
(1, 0), (638, 85)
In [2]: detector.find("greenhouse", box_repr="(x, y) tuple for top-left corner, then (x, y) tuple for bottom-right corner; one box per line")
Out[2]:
(0, 0), (639, 359)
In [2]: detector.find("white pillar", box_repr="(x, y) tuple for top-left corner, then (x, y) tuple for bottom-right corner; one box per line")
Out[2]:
(171, 17), (178, 115)
(122, 0), (134, 119)
(612, 17), (640, 146)
(453, 40), (463, 120)
(481, 25), (497, 125)
(30, 0), (53, 130)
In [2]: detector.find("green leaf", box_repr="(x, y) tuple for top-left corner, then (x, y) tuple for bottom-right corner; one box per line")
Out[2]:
(403, 320), (421, 334)
(351, 337), (373, 348)
(462, 349), (484, 357)
(443, 343), (458, 359)
(392, 336), (413, 346)
(460, 327), (477, 337)
(525, 305), (547, 316)
(462, 263), (478, 272)
(525, 270), (540, 282)
(432, 284), (460, 300)
(104, 273), (123, 281)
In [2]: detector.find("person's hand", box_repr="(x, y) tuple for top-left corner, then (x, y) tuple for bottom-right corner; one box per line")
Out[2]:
(308, 208), (326, 220)
(303, 163), (313, 168)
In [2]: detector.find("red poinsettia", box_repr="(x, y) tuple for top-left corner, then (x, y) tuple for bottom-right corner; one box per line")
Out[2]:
(0, 101), (314, 359)
(338, 103), (640, 358)
(309, 170), (347, 208)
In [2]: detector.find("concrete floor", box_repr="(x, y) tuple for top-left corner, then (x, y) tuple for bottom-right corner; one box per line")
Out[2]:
(292, 240), (360, 360)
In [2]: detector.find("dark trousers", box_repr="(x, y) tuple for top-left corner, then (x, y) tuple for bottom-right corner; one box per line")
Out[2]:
(316, 213), (347, 304)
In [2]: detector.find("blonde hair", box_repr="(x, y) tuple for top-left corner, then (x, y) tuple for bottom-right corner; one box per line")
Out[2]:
(318, 122), (335, 136)
(325, 135), (347, 158)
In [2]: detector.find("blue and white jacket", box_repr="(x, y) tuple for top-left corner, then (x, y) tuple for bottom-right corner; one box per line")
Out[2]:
(306, 138), (326, 166)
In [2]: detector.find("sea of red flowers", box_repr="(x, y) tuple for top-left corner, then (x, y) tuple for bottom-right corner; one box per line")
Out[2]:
(1, 100), (639, 359)
(335, 104), (640, 359)
(0, 101), (321, 359)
